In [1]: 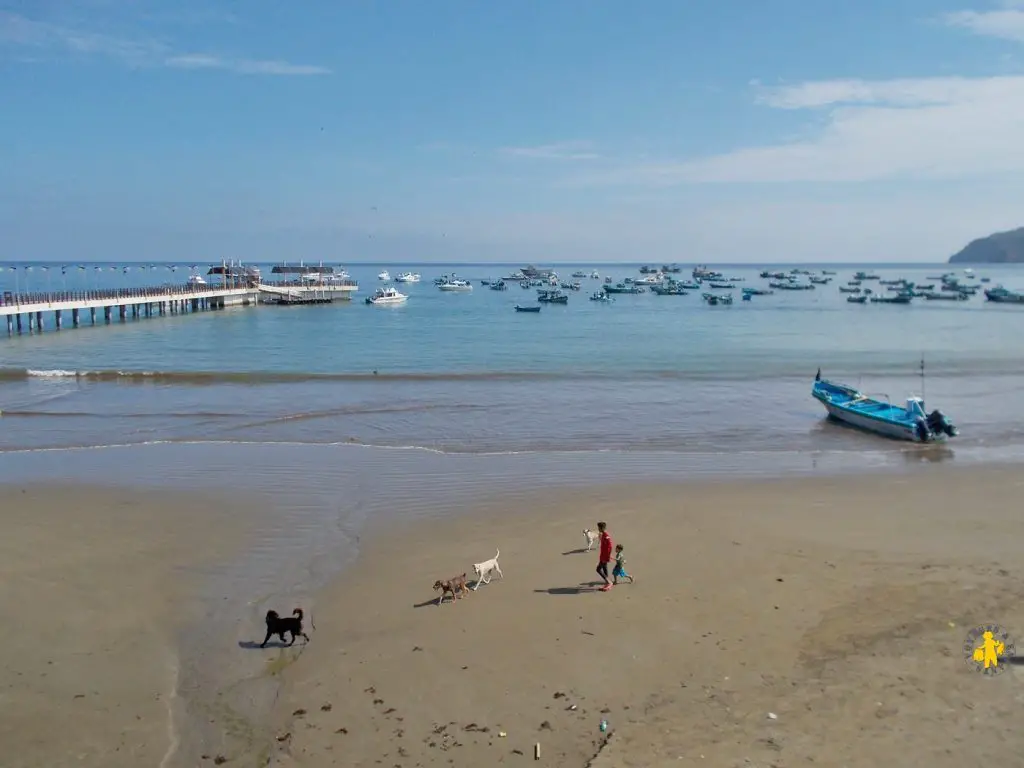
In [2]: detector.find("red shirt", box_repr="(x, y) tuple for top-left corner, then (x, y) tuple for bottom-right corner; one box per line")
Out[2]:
(599, 531), (613, 562)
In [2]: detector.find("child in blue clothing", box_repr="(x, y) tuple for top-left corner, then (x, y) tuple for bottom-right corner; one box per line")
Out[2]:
(612, 544), (634, 585)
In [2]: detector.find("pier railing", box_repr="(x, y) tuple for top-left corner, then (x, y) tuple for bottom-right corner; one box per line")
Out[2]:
(0, 283), (241, 308)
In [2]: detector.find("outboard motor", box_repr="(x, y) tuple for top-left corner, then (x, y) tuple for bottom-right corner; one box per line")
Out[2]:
(927, 409), (958, 437)
(914, 417), (932, 442)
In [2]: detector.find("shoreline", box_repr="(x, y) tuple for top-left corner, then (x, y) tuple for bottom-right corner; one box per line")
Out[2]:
(265, 465), (1024, 767)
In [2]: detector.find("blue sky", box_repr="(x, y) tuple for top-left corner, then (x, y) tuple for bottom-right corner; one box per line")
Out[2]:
(3, 0), (1024, 263)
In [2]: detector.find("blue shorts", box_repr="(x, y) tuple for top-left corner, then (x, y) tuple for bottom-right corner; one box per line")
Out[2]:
(613, 564), (628, 577)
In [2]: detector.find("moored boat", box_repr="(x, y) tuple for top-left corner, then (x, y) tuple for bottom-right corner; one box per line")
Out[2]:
(438, 279), (473, 292)
(869, 293), (912, 304)
(589, 291), (614, 302)
(846, 295), (868, 304)
(702, 292), (733, 305)
(377, 270), (391, 281)
(365, 286), (408, 305)
(603, 283), (643, 294)
(537, 289), (568, 304)
(984, 286), (1024, 303)
(394, 272), (420, 283)
(811, 369), (957, 442)
(514, 304), (541, 312)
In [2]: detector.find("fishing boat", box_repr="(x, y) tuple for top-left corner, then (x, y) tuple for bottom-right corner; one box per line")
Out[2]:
(365, 286), (408, 305)
(984, 286), (1024, 304)
(489, 280), (508, 291)
(603, 283), (643, 294)
(742, 287), (773, 296)
(589, 291), (614, 302)
(709, 282), (736, 289)
(650, 284), (688, 295)
(571, 271), (587, 278)
(394, 272), (420, 283)
(839, 286), (861, 293)
(514, 304), (541, 313)
(537, 289), (568, 304)
(811, 369), (957, 442)
(924, 291), (969, 301)
(846, 295), (868, 304)
(702, 292), (733, 305)
(869, 293), (912, 304)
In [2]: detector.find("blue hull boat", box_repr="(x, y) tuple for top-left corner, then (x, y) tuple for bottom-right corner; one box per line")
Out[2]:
(811, 370), (957, 442)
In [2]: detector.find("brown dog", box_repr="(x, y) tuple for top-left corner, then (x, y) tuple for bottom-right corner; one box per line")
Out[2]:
(433, 573), (470, 605)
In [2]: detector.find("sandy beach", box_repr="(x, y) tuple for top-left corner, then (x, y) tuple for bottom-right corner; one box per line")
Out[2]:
(265, 467), (1024, 768)
(0, 484), (244, 768)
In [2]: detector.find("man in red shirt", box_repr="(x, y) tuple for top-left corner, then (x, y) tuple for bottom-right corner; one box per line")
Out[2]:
(596, 521), (613, 591)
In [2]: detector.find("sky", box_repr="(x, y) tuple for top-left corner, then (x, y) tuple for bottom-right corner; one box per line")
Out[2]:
(3, 0), (1024, 264)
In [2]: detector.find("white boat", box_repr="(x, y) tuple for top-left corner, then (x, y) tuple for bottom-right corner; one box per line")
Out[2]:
(377, 270), (391, 281)
(394, 272), (421, 283)
(187, 273), (207, 287)
(438, 279), (473, 292)
(365, 286), (408, 305)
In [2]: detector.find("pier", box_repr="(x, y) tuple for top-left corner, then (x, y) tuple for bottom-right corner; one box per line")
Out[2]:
(0, 284), (259, 334)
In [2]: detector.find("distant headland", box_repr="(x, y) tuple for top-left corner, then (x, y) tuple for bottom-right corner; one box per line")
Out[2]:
(949, 226), (1024, 264)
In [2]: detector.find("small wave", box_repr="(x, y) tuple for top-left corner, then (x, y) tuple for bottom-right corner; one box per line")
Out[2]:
(26, 369), (82, 378)
(5, 365), (1024, 386)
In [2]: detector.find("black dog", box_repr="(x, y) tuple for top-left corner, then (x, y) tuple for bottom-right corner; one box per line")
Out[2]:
(261, 608), (311, 648)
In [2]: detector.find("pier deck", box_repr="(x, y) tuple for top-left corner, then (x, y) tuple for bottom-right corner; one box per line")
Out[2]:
(1, 284), (259, 333)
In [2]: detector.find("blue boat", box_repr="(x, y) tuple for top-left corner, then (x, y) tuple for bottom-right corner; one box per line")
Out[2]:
(811, 369), (957, 442)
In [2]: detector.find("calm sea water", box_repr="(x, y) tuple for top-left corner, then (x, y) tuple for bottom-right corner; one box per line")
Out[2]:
(2, 262), (1024, 458)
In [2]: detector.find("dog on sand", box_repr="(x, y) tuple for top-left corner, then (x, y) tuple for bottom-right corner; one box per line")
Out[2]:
(583, 528), (599, 551)
(471, 548), (503, 590)
(261, 608), (310, 647)
(433, 573), (470, 605)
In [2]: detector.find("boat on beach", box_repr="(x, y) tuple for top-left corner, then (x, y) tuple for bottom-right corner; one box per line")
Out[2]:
(811, 369), (957, 442)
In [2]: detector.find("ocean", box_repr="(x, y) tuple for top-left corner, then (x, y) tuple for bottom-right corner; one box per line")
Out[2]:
(4, 260), (1023, 765)
(2, 261), (1024, 461)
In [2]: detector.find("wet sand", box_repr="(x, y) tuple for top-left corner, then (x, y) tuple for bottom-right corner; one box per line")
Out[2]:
(0, 485), (244, 768)
(266, 466), (1024, 768)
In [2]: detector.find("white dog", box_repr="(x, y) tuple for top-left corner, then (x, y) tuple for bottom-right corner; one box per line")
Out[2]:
(583, 529), (599, 551)
(471, 548), (503, 590)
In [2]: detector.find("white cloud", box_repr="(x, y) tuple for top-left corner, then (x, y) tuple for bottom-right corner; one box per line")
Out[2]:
(558, 3), (1024, 186)
(164, 54), (330, 76)
(0, 11), (329, 75)
(499, 142), (601, 161)
(943, 6), (1024, 42)
(571, 73), (1024, 185)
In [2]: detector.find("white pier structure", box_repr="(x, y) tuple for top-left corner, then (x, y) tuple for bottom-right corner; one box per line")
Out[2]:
(0, 284), (259, 334)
